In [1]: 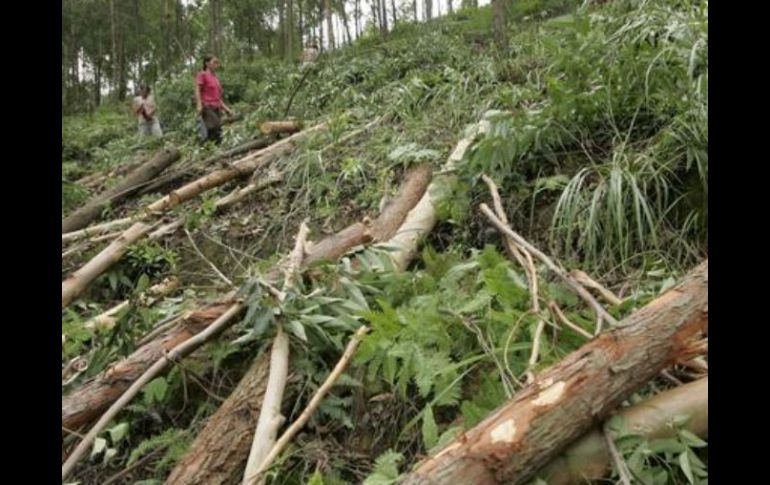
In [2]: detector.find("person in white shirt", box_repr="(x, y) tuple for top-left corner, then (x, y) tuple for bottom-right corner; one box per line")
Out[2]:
(132, 85), (163, 137)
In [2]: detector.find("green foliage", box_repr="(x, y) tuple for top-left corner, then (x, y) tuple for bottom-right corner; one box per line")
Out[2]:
(363, 450), (404, 485)
(608, 415), (708, 485)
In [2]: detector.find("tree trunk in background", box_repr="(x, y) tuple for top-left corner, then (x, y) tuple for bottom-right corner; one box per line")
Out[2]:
(492, 0), (509, 50)
(287, 0), (294, 60)
(448, 0), (454, 14)
(380, 0), (388, 35)
(340, 3), (352, 44)
(318, 1), (324, 51)
(325, 0), (335, 49)
(355, 0), (361, 36)
(210, 0), (222, 57)
(425, 0), (433, 20)
(391, 0), (397, 27)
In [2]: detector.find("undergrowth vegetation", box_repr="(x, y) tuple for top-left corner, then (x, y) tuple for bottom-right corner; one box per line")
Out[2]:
(62, 1), (707, 484)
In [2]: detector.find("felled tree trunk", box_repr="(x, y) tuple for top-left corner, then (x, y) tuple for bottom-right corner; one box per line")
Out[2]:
(536, 376), (708, 485)
(62, 148), (180, 233)
(61, 124), (325, 306)
(145, 124), (325, 214)
(61, 222), (154, 308)
(62, 165), (433, 442)
(62, 303), (234, 434)
(163, 165), (435, 485)
(259, 120), (302, 136)
(401, 260), (708, 485)
(138, 137), (273, 196)
(164, 353), (272, 485)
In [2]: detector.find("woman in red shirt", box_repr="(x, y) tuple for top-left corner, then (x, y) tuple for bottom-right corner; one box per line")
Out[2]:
(195, 55), (232, 144)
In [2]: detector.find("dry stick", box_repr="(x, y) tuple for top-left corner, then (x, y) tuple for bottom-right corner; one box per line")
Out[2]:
(479, 203), (618, 334)
(569, 270), (622, 306)
(243, 325), (370, 485)
(214, 170), (284, 210)
(102, 446), (166, 485)
(61, 303), (244, 480)
(62, 222), (157, 308)
(83, 277), (180, 331)
(185, 228), (234, 288)
(243, 222), (309, 485)
(480, 175), (549, 383)
(603, 426), (633, 485)
(548, 301), (593, 339)
(480, 174), (528, 270)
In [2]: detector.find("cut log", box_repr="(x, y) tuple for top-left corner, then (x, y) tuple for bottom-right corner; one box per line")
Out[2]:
(145, 124), (325, 214)
(62, 303), (245, 480)
(138, 137), (273, 196)
(62, 303), (235, 434)
(62, 216), (136, 244)
(536, 377), (707, 485)
(260, 120), (302, 136)
(163, 164), (435, 485)
(61, 164), (429, 439)
(83, 277), (180, 331)
(61, 222), (155, 308)
(242, 327), (290, 485)
(214, 170), (284, 211)
(384, 121), (489, 271)
(164, 354), (271, 485)
(62, 148), (180, 233)
(61, 124), (325, 305)
(401, 260), (708, 485)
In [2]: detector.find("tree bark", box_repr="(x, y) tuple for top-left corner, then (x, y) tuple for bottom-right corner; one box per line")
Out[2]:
(401, 260), (708, 485)
(61, 222), (155, 308)
(164, 353), (271, 485)
(62, 148), (180, 233)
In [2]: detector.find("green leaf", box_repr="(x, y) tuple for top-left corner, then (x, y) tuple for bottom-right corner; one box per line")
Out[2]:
(136, 274), (150, 294)
(307, 469), (325, 485)
(648, 438), (685, 454)
(109, 422), (129, 444)
(142, 377), (168, 406)
(421, 406), (439, 450)
(678, 429), (707, 448)
(432, 426), (462, 454)
(363, 450), (403, 485)
(91, 437), (107, 459)
(287, 321), (308, 342)
(679, 451), (695, 484)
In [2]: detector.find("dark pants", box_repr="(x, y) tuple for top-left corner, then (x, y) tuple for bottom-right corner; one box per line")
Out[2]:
(200, 106), (222, 144)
